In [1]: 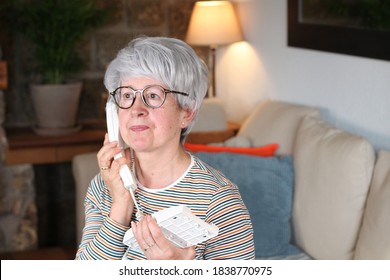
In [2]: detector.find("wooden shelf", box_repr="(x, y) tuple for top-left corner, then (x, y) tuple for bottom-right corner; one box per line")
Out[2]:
(4, 121), (240, 165)
(186, 122), (240, 145)
(5, 127), (106, 165)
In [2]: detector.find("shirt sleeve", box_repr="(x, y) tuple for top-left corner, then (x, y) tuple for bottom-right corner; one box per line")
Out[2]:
(75, 175), (130, 260)
(203, 183), (255, 260)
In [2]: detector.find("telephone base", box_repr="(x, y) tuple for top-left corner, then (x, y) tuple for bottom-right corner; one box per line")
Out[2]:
(123, 205), (219, 252)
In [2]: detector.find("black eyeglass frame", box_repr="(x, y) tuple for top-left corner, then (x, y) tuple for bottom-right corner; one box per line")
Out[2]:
(109, 84), (189, 109)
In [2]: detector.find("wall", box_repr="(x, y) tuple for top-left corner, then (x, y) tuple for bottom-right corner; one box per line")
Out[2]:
(2, 0), (389, 151)
(218, 0), (390, 151)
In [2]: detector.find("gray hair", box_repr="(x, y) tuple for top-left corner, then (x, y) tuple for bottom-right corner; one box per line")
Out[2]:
(104, 36), (209, 142)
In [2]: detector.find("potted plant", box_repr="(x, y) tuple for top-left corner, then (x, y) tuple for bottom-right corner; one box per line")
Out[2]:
(1, 0), (107, 135)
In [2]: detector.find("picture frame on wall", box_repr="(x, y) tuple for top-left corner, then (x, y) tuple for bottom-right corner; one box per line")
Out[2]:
(287, 0), (390, 61)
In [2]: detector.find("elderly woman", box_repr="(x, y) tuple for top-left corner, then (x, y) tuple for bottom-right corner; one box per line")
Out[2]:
(76, 36), (254, 260)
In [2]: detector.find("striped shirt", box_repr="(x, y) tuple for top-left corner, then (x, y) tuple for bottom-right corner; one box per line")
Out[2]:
(75, 154), (255, 260)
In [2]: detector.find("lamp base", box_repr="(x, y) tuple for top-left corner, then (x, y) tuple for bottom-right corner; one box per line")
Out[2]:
(209, 45), (217, 98)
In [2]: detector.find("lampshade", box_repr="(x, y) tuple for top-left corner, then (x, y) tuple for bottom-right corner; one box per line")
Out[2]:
(186, 1), (243, 46)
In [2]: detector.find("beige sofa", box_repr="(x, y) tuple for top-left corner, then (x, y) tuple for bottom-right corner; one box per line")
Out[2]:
(235, 101), (390, 259)
(72, 99), (390, 259)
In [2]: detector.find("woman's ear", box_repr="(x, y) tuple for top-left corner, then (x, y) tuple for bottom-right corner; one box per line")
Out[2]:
(181, 107), (197, 128)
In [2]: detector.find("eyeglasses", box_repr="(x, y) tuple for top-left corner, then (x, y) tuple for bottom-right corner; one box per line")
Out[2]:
(110, 85), (189, 109)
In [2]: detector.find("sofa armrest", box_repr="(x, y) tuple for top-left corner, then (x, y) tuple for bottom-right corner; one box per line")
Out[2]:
(354, 150), (390, 259)
(72, 152), (99, 244)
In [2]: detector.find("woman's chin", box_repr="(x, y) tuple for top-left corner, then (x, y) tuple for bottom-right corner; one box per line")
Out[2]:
(129, 141), (151, 152)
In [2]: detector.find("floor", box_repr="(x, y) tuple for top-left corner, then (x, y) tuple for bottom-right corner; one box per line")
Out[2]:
(0, 247), (77, 260)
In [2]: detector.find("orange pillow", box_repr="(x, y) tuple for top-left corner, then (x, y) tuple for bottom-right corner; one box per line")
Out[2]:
(184, 143), (278, 157)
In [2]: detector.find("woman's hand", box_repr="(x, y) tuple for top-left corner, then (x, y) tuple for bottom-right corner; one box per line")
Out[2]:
(97, 133), (134, 225)
(131, 215), (196, 260)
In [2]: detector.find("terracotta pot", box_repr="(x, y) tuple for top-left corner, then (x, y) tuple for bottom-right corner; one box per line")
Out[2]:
(30, 82), (82, 136)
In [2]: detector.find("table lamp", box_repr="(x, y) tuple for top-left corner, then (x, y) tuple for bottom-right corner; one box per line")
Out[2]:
(186, 1), (243, 97)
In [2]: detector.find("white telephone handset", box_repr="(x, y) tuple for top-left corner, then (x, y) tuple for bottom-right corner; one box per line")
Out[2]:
(106, 100), (142, 216)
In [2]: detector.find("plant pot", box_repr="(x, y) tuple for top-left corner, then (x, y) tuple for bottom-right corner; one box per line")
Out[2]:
(30, 82), (82, 136)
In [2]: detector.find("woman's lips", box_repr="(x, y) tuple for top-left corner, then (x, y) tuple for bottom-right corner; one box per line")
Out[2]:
(130, 125), (149, 132)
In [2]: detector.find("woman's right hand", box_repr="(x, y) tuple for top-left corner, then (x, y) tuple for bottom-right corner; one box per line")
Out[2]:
(97, 133), (134, 225)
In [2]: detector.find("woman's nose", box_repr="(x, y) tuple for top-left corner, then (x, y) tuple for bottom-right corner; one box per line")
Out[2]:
(130, 92), (148, 116)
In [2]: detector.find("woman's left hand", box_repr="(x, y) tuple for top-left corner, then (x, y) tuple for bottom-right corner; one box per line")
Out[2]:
(131, 215), (196, 260)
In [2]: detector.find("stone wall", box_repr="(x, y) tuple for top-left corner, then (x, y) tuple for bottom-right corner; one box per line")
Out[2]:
(0, 46), (37, 252)
(0, 163), (37, 252)
(1, 40), (38, 252)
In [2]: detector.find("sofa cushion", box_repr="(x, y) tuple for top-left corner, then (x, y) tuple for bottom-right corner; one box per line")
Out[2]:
(194, 152), (301, 259)
(237, 101), (320, 156)
(293, 116), (375, 259)
(223, 135), (252, 147)
(354, 150), (390, 259)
